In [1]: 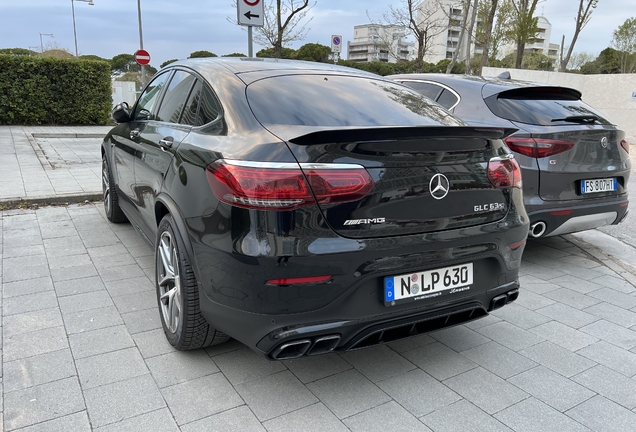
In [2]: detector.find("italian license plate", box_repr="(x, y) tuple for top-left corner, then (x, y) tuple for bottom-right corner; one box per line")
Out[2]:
(581, 178), (617, 194)
(384, 263), (473, 306)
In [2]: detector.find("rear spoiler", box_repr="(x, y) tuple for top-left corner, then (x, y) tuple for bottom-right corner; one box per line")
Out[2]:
(284, 126), (518, 145)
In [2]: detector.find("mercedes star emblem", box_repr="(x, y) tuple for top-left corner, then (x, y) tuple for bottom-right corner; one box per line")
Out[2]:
(430, 173), (450, 200)
(600, 137), (608, 148)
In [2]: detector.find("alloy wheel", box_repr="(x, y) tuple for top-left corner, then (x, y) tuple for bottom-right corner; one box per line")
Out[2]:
(102, 159), (111, 215)
(157, 231), (182, 333)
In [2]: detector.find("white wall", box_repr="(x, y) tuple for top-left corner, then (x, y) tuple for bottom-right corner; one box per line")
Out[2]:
(483, 67), (636, 142)
(111, 81), (138, 108)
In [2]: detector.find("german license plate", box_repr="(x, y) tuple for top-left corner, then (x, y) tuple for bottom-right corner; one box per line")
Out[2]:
(581, 178), (617, 194)
(384, 263), (473, 306)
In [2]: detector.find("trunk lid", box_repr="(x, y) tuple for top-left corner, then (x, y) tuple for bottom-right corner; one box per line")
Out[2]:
(278, 126), (512, 239)
(512, 124), (628, 201)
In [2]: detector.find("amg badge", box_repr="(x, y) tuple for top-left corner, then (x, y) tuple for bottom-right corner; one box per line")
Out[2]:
(344, 218), (386, 226)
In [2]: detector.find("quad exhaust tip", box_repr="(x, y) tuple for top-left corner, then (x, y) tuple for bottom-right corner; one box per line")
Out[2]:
(490, 289), (519, 311)
(529, 221), (547, 238)
(271, 335), (342, 360)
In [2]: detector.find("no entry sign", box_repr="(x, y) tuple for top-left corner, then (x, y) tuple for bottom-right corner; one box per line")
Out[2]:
(135, 49), (151, 66)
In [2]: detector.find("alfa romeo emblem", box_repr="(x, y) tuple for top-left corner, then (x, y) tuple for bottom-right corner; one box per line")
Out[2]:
(430, 173), (450, 200)
(600, 137), (608, 148)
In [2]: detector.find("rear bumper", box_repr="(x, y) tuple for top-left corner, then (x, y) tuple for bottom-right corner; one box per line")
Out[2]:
(187, 208), (528, 357)
(526, 197), (628, 237)
(199, 282), (520, 360)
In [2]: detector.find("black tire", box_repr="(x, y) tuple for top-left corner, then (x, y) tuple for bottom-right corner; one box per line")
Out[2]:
(155, 214), (228, 350)
(102, 154), (127, 223)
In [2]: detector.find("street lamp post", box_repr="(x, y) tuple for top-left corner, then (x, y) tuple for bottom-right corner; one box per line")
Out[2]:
(71, 0), (94, 57)
(137, 0), (146, 86)
(39, 33), (54, 53)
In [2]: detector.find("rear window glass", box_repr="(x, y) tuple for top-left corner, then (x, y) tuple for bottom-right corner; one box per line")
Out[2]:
(400, 81), (442, 100)
(485, 87), (611, 126)
(246, 75), (464, 127)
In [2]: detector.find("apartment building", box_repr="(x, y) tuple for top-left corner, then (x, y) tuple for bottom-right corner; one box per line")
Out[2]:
(417, 0), (481, 64)
(500, 16), (560, 67)
(346, 24), (414, 63)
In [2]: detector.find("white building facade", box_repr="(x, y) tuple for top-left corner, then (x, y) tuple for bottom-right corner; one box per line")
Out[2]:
(498, 16), (560, 66)
(417, 0), (482, 64)
(347, 24), (414, 63)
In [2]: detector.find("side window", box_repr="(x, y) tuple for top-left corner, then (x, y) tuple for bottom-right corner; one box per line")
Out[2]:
(134, 72), (171, 121)
(195, 85), (223, 126)
(156, 71), (197, 123)
(401, 81), (443, 101)
(180, 81), (203, 126)
(437, 89), (459, 110)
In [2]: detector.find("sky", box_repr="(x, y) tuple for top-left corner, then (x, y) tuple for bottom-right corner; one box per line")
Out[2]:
(0, 0), (631, 68)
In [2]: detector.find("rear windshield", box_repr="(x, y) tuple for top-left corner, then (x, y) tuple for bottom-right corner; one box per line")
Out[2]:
(246, 75), (464, 127)
(485, 87), (612, 126)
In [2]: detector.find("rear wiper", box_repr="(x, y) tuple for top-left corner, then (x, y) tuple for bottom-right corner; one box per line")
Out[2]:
(551, 115), (598, 123)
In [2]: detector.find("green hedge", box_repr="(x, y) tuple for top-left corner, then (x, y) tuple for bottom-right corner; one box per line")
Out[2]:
(0, 55), (112, 125)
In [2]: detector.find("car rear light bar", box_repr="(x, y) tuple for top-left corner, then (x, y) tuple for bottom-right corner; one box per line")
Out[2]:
(487, 155), (522, 189)
(504, 137), (575, 158)
(206, 160), (374, 210)
(266, 275), (332, 285)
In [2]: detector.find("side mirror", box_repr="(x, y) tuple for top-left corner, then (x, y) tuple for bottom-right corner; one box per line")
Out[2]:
(112, 102), (131, 123)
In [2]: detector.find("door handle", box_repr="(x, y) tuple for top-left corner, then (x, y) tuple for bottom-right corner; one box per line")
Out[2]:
(130, 129), (140, 139)
(159, 137), (174, 150)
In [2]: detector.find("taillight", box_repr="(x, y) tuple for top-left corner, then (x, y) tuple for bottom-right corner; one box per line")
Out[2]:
(620, 139), (630, 153)
(206, 160), (374, 210)
(488, 156), (522, 189)
(504, 137), (575, 158)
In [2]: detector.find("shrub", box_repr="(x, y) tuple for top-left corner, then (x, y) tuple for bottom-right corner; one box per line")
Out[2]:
(0, 54), (112, 125)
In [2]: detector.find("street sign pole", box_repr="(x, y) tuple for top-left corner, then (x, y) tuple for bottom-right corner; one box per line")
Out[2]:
(331, 35), (342, 64)
(137, 0), (146, 87)
(237, 0), (264, 58)
(248, 26), (253, 57)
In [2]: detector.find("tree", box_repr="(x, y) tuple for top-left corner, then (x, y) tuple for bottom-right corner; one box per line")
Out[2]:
(222, 53), (247, 57)
(41, 49), (74, 59)
(160, 59), (178, 68)
(79, 54), (109, 62)
(0, 48), (38, 56)
(463, 0), (480, 73)
(567, 51), (595, 71)
(476, 0), (499, 74)
(111, 53), (140, 74)
(294, 43), (331, 62)
(255, 0), (314, 58)
(501, 51), (553, 70)
(558, 0), (598, 72)
(370, 1), (446, 73)
(611, 17), (636, 73)
(446, 0), (472, 74)
(188, 50), (217, 58)
(506, 0), (540, 69)
(256, 47), (296, 58)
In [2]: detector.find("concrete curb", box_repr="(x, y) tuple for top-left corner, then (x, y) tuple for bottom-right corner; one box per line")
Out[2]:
(565, 231), (636, 286)
(0, 192), (103, 209)
(31, 133), (107, 139)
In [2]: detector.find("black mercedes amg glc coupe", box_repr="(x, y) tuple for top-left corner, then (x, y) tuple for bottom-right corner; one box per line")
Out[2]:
(103, 58), (528, 359)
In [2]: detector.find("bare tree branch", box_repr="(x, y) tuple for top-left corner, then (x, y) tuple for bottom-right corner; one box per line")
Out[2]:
(559, 0), (598, 72)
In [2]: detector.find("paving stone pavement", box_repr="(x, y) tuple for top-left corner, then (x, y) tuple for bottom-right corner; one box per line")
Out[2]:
(2, 125), (636, 430)
(0, 126), (110, 203)
(2, 203), (636, 431)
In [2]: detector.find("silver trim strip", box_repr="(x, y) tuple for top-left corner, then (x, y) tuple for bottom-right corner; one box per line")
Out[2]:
(220, 159), (365, 170)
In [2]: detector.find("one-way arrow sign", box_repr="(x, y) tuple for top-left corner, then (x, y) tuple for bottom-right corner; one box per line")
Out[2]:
(238, 0), (264, 27)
